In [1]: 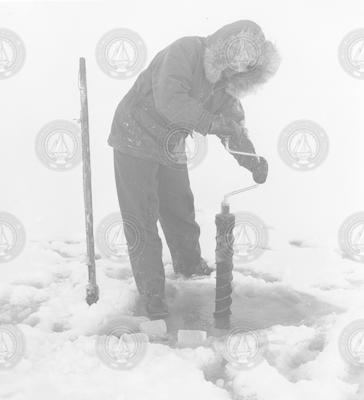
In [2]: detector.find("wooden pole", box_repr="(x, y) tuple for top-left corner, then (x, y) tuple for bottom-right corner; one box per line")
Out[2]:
(79, 57), (99, 305)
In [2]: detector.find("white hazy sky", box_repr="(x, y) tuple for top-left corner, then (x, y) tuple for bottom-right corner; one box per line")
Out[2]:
(1, 0), (364, 256)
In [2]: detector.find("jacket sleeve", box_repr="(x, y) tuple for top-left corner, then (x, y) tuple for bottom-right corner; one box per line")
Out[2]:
(218, 95), (259, 171)
(151, 38), (215, 135)
(228, 128), (259, 172)
(219, 94), (245, 124)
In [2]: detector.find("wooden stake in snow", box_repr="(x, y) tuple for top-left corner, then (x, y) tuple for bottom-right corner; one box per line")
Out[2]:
(79, 57), (99, 305)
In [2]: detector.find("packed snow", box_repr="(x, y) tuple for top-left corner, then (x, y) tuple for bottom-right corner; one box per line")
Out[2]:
(0, 222), (363, 400)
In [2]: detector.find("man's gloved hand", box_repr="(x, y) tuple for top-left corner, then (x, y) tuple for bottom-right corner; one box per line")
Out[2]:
(251, 157), (268, 184)
(208, 114), (241, 140)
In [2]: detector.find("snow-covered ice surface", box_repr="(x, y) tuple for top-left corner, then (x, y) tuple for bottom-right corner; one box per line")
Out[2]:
(1, 1), (364, 398)
(1, 227), (363, 400)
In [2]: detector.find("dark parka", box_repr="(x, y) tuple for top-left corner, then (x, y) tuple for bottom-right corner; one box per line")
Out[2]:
(108, 21), (259, 166)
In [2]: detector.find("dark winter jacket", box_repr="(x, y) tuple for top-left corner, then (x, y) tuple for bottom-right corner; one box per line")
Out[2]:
(108, 20), (280, 166)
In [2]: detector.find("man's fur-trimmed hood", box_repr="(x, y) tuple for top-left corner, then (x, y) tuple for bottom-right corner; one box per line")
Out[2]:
(204, 20), (281, 98)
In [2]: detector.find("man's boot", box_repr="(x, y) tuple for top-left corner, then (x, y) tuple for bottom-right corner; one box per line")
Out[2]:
(142, 294), (169, 320)
(193, 258), (214, 277)
(175, 257), (214, 278)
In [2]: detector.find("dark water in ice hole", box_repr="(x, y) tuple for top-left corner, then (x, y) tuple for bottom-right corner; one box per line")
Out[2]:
(161, 274), (340, 336)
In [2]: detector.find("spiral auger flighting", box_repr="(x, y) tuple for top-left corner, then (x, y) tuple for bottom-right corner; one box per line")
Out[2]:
(214, 202), (235, 329)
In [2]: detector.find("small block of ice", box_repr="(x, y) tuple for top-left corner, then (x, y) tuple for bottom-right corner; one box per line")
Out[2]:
(177, 330), (207, 347)
(139, 319), (167, 338)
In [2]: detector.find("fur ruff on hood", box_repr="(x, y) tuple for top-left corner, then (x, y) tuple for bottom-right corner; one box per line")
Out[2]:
(204, 20), (281, 98)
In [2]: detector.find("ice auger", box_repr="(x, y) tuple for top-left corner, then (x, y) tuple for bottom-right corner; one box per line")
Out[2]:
(213, 137), (262, 329)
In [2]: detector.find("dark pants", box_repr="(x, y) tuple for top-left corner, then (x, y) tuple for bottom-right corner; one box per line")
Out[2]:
(113, 149), (202, 297)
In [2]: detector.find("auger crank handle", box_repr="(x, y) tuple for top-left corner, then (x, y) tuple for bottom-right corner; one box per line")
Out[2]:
(221, 136), (262, 161)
